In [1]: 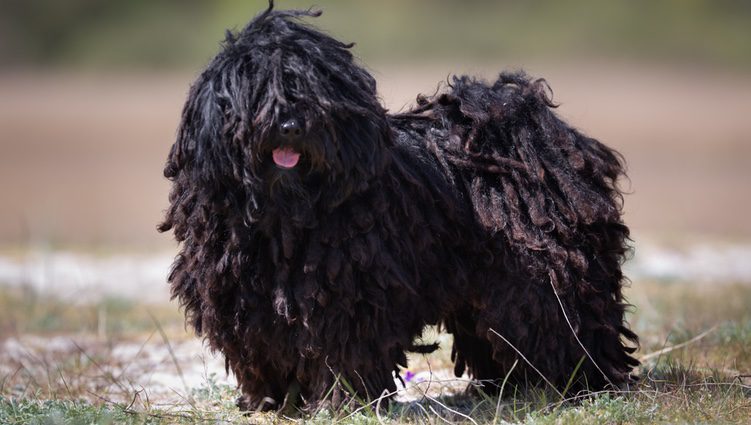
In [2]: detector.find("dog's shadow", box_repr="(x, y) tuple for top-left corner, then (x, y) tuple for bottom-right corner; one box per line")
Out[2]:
(288, 381), (563, 423)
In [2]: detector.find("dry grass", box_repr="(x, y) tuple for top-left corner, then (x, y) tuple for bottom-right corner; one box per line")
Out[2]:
(1, 279), (750, 424)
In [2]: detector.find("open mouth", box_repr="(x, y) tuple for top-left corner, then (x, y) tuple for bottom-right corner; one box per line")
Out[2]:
(272, 147), (301, 169)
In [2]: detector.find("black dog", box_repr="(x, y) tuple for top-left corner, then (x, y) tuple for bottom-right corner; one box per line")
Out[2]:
(160, 2), (638, 412)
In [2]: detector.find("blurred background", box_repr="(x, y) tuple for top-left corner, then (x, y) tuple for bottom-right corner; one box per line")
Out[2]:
(2, 0), (751, 247)
(1, 0), (750, 410)
(1, 0), (750, 250)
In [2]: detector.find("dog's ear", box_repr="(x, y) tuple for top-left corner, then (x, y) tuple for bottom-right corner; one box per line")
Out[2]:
(164, 76), (228, 181)
(159, 76), (227, 236)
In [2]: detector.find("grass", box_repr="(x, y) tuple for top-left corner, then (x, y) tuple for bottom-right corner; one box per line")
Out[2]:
(2, 368), (748, 424)
(1, 280), (750, 424)
(0, 285), (185, 338)
(5, 0), (751, 69)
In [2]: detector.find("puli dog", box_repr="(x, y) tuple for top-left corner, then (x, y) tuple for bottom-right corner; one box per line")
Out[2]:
(160, 2), (638, 412)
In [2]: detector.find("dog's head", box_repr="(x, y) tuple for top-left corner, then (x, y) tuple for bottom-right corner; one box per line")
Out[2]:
(163, 2), (391, 226)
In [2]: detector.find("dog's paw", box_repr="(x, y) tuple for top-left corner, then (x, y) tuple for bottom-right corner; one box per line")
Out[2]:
(236, 394), (278, 412)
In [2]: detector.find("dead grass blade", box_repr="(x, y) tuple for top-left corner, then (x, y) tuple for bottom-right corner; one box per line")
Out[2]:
(640, 325), (719, 362)
(549, 272), (614, 388)
(488, 327), (563, 398)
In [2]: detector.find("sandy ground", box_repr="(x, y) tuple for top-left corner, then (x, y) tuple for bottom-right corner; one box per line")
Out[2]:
(0, 332), (469, 407)
(1, 241), (750, 305)
(1, 63), (750, 250)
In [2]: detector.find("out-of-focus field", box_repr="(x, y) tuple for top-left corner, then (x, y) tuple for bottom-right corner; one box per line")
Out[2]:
(1, 64), (751, 423)
(1, 63), (750, 250)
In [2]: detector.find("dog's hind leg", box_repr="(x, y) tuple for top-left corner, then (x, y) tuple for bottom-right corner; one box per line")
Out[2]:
(231, 356), (292, 412)
(466, 273), (637, 394)
(445, 308), (510, 395)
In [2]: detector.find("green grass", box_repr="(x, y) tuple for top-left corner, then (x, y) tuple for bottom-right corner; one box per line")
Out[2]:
(1, 281), (750, 424)
(2, 367), (748, 424)
(4, 0), (751, 69)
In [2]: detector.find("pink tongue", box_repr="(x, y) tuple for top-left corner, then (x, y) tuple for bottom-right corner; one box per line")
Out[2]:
(272, 147), (301, 168)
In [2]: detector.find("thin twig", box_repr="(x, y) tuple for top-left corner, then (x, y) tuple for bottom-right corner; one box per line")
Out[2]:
(488, 327), (563, 397)
(149, 311), (194, 405)
(72, 341), (129, 394)
(545, 387), (655, 410)
(114, 330), (156, 382)
(494, 359), (519, 424)
(57, 368), (73, 399)
(340, 387), (400, 421)
(640, 325), (718, 362)
(423, 355), (434, 402)
(425, 394), (479, 425)
(375, 389), (388, 425)
(429, 405), (457, 424)
(548, 272), (614, 388)
(341, 373), (475, 421)
(86, 390), (195, 421)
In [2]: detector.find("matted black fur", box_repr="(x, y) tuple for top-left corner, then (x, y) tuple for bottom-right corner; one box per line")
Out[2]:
(160, 2), (638, 412)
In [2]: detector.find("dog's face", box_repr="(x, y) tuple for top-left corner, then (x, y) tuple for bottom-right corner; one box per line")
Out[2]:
(165, 7), (392, 224)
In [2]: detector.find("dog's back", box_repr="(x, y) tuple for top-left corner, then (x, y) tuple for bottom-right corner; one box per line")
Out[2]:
(390, 71), (638, 390)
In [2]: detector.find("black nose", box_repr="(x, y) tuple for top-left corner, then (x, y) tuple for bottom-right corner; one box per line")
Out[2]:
(279, 119), (303, 139)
